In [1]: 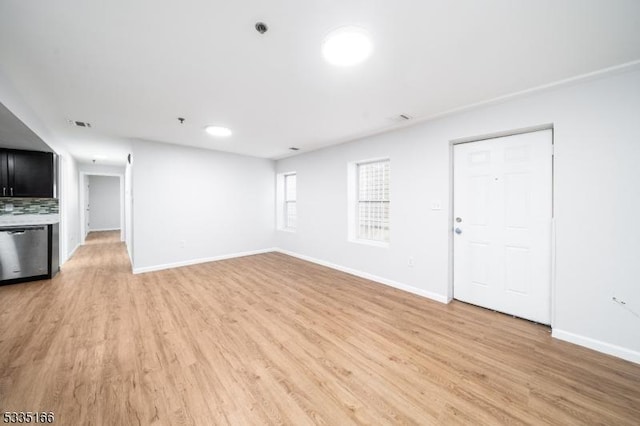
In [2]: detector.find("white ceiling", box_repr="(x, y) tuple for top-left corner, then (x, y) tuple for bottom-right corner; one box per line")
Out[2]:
(0, 102), (52, 152)
(1, 0), (639, 165)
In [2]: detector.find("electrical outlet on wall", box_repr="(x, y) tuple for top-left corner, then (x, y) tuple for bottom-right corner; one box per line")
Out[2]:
(179, 240), (186, 249)
(408, 257), (415, 267)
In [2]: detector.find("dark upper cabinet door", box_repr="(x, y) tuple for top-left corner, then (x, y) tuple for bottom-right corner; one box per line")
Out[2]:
(7, 150), (54, 198)
(0, 151), (8, 197)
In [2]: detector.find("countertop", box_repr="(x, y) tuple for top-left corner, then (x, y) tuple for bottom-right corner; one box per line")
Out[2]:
(0, 214), (60, 227)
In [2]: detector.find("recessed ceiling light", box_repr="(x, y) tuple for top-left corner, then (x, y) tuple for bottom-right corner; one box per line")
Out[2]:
(205, 125), (232, 138)
(322, 26), (373, 67)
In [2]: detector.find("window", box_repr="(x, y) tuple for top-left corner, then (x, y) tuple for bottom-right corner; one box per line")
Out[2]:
(356, 160), (390, 242)
(284, 173), (297, 229)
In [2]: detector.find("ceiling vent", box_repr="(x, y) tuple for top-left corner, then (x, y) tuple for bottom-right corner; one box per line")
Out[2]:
(389, 114), (412, 123)
(68, 120), (92, 128)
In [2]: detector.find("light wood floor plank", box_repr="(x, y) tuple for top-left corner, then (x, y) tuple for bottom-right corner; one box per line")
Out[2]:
(1, 231), (639, 425)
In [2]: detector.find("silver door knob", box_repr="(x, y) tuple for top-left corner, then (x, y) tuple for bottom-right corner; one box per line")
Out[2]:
(454, 228), (462, 234)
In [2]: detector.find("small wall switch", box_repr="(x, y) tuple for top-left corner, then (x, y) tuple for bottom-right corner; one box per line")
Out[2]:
(179, 240), (186, 249)
(4, 203), (14, 212)
(430, 200), (442, 210)
(408, 257), (415, 267)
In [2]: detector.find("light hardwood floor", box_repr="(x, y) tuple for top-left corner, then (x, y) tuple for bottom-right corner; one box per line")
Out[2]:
(1, 231), (639, 425)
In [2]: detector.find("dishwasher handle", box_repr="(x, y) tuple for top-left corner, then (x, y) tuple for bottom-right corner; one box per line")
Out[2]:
(1, 227), (46, 235)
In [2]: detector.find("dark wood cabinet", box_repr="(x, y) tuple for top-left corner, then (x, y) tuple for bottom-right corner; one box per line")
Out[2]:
(0, 151), (8, 197)
(0, 149), (54, 198)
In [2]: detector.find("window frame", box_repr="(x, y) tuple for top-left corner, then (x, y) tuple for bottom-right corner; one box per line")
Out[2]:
(348, 158), (390, 247)
(283, 172), (297, 231)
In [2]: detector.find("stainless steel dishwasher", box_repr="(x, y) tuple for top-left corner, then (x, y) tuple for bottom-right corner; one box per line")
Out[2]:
(0, 226), (48, 281)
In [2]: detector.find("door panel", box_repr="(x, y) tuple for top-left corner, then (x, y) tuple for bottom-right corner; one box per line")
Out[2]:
(8, 151), (53, 198)
(470, 242), (490, 286)
(469, 175), (491, 225)
(453, 130), (552, 324)
(504, 246), (529, 294)
(504, 173), (530, 228)
(0, 152), (7, 197)
(85, 179), (90, 235)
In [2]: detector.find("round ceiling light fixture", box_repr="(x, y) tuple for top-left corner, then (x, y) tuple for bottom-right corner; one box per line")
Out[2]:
(205, 125), (232, 138)
(322, 26), (373, 67)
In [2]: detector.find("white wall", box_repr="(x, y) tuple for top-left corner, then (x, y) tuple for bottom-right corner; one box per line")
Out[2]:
(78, 163), (126, 175)
(131, 139), (275, 273)
(125, 158), (133, 262)
(88, 175), (120, 231)
(59, 153), (80, 263)
(275, 66), (640, 363)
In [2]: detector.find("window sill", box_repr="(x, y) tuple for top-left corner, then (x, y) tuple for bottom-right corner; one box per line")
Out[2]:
(348, 238), (389, 248)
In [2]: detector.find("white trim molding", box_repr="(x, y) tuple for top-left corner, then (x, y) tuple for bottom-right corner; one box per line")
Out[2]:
(275, 248), (449, 304)
(552, 329), (640, 365)
(132, 248), (276, 275)
(61, 243), (81, 266)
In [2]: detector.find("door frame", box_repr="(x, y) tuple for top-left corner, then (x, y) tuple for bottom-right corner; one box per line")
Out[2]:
(79, 171), (126, 244)
(447, 123), (557, 327)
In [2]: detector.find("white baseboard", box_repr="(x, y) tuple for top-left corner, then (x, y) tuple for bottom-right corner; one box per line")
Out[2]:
(275, 248), (449, 304)
(68, 243), (81, 259)
(60, 243), (81, 267)
(126, 243), (133, 265)
(132, 248), (276, 274)
(552, 329), (640, 364)
(89, 227), (121, 232)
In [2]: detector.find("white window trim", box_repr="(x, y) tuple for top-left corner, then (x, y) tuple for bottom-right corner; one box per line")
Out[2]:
(284, 172), (296, 230)
(347, 158), (390, 248)
(276, 171), (297, 232)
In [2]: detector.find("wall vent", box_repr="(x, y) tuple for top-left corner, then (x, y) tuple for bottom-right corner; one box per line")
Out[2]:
(389, 114), (412, 123)
(68, 120), (92, 128)
(289, 147), (300, 151)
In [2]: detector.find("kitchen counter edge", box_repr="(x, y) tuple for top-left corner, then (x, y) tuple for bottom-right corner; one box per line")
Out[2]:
(0, 214), (61, 226)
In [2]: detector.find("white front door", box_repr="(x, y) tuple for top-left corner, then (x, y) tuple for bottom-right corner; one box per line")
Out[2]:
(453, 129), (553, 324)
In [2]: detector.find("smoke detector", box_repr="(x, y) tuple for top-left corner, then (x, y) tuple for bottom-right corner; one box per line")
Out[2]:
(255, 22), (268, 34)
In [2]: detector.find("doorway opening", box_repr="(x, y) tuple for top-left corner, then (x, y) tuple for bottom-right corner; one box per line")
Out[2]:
(80, 173), (125, 244)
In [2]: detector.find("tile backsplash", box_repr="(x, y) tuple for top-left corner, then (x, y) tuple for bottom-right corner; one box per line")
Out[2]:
(0, 198), (59, 216)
